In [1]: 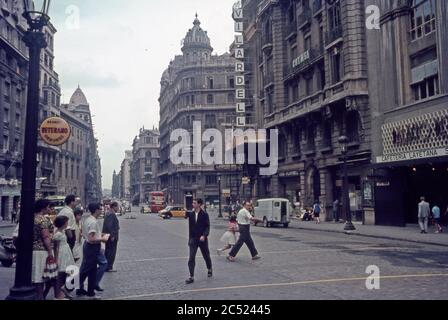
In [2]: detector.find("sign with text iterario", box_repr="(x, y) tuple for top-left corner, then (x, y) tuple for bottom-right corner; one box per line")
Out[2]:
(39, 117), (71, 146)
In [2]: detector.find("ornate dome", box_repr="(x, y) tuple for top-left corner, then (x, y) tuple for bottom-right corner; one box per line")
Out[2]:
(69, 86), (89, 107)
(181, 14), (213, 53)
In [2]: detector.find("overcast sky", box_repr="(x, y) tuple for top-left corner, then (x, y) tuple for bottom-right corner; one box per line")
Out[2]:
(49, 0), (237, 189)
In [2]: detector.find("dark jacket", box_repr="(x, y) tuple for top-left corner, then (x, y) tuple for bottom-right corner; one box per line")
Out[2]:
(185, 209), (210, 241)
(103, 212), (120, 241)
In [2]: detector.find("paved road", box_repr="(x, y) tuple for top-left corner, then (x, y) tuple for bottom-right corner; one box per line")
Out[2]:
(1, 208), (448, 300)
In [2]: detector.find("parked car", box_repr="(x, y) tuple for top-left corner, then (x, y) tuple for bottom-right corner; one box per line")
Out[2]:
(159, 206), (187, 219)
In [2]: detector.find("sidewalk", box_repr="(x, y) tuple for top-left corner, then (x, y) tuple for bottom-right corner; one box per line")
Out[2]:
(213, 216), (448, 247)
(0, 221), (15, 229)
(289, 218), (448, 247)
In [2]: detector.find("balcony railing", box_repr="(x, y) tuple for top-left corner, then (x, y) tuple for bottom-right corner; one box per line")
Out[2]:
(264, 72), (274, 87)
(325, 25), (343, 45)
(297, 8), (312, 28)
(262, 33), (273, 48)
(312, 0), (323, 15)
(285, 20), (297, 38)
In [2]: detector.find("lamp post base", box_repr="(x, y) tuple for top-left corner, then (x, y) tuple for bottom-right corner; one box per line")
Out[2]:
(6, 286), (37, 300)
(344, 221), (356, 231)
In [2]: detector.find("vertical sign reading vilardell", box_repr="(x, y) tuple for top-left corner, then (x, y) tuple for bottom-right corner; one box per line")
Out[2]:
(233, 1), (246, 127)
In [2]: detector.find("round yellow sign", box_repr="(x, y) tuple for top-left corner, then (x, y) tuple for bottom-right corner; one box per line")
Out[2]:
(39, 117), (71, 146)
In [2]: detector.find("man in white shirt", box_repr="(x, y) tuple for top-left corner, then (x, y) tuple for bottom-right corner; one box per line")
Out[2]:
(76, 203), (109, 299)
(227, 201), (260, 262)
(58, 195), (77, 250)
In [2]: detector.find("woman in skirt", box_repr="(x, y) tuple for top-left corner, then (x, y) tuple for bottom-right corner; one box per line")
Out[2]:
(217, 216), (239, 255)
(32, 199), (60, 300)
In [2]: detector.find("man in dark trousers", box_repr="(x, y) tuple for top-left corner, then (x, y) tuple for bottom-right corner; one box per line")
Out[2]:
(103, 202), (120, 272)
(185, 199), (213, 284)
(227, 201), (261, 262)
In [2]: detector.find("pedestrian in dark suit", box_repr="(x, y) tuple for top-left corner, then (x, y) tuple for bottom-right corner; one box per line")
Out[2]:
(185, 199), (212, 284)
(103, 202), (120, 272)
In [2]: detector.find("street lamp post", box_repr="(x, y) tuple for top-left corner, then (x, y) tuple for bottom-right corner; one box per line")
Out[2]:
(217, 174), (223, 218)
(338, 136), (356, 231)
(6, 0), (51, 300)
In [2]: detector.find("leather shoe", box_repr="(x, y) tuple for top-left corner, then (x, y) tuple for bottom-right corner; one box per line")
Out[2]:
(94, 286), (104, 292)
(208, 269), (213, 278)
(185, 278), (194, 285)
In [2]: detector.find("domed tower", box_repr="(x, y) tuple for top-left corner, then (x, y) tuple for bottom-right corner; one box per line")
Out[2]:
(69, 86), (92, 123)
(181, 14), (213, 63)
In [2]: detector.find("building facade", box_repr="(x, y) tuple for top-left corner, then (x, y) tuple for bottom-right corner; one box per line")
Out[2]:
(368, 0), (448, 226)
(59, 87), (102, 206)
(111, 170), (120, 199)
(130, 128), (160, 205)
(0, 0), (28, 221)
(243, 0), (371, 222)
(120, 150), (132, 200)
(158, 15), (240, 209)
(36, 21), (62, 199)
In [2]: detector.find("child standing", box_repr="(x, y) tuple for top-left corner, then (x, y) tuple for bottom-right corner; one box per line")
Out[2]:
(217, 216), (239, 255)
(73, 209), (84, 263)
(53, 215), (75, 300)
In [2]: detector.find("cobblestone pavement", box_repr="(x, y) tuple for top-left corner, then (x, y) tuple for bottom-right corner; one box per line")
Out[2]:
(1, 208), (448, 300)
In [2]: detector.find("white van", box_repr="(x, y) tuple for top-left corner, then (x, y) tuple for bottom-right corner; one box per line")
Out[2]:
(254, 198), (291, 228)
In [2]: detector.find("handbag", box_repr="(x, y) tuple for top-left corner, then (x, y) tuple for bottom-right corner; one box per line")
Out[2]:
(43, 256), (58, 280)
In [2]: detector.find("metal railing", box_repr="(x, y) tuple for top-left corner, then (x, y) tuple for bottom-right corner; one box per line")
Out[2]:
(312, 0), (323, 15)
(325, 25), (343, 45)
(297, 8), (312, 28)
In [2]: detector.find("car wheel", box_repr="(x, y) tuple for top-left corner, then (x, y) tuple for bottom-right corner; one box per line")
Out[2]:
(263, 218), (270, 228)
(1, 260), (13, 268)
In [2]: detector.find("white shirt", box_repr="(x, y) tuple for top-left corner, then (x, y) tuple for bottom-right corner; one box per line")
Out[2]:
(194, 209), (200, 222)
(237, 208), (253, 225)
(82, 215), (101, 244)
(58, 206), (76, 231)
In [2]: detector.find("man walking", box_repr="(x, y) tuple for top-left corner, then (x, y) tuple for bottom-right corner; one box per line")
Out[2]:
(418, 197), (430, 234)
(103, 202), (120, 272)
(185, 199), (212, 285)
(76, 203), (109, 299)
(333, 199), (340, 223)
(227, 201), (261, 262)
(58, 195), (77, 250)
(432, 204), (443, 233)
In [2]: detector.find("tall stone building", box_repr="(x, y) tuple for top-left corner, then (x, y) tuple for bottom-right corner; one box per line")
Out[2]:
(368, 0), (448, 226)
(111, 170), (120, 198)
(158, 15), (239, 208)
(130, 128), (160, 205)
(242, 0), (372, 222)
(59, 87), (102, 205)
(0, 0), (29, 221)
(36, 20), (62, 199)
(120, 150), (132, 200)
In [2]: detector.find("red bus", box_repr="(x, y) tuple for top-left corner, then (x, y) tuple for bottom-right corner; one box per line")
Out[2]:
(149, 192), (165, 213)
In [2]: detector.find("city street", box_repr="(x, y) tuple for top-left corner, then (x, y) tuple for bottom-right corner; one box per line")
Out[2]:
(2, 208), (448, 300)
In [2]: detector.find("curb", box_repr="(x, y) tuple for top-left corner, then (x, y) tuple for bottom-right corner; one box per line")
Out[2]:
(288, 223), (448, 248)
(212, 217), (448, 247)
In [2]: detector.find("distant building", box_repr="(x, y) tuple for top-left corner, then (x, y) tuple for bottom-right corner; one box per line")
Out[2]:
(59, 87), (102, 205)
(130, 128), (160, 205)
(158, 15), (239, 209)
(120, 150), (132, 200)
(111, 170), (120, 199)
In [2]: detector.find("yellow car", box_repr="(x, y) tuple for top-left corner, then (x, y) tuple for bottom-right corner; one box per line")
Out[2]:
(159, 206), (187, 219)
(140, 206), (151, 214)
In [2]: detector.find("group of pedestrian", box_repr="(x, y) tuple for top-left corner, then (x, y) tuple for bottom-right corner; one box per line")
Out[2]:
(418, 197), (446, 234)
(185, 199), (260, 285)
(27, 195), (120, 300)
